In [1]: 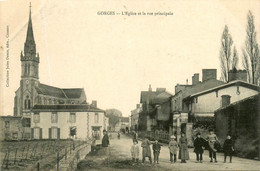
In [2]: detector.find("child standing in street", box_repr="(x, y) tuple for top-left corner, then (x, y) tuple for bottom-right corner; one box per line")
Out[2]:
(130, 139), (140, 164)
(152, 140), (161, 164)
(169, 135), (178, 163)
(223, 135), (234, 163)
(193, 133), (206, 163)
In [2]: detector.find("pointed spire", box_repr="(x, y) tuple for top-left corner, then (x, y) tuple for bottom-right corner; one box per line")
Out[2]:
(24, 2), (36, 56)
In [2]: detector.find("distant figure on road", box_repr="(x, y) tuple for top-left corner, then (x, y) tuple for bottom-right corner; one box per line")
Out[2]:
(169, 135), (178, 163)
(117, 132), (120, 139)
(223, 135), (234, 163)
(152, 140), (161, 164)
(178, 132), (189, 163)
(130, 139), (139, 164)
(141, 136), (152, 164)
(193, 133), (206, 163)
(207, 129), (218, 162)
(102, 130), (110, 147)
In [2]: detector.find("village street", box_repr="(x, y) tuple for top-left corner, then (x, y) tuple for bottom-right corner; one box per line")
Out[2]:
(77, 133), (260, 171)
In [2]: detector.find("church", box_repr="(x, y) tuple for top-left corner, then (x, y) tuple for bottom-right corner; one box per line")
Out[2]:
(13, 6), (87, 118)
(11, 5), (109, 140)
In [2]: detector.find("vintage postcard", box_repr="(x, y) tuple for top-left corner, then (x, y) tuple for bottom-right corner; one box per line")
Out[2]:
(0, 0), (260, 170)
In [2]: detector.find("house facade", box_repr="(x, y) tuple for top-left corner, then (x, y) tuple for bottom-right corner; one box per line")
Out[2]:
(138, 85), (173, 132)
(185, 80), (260, 116)
(215, 94), (260, 160)
(130, 104), (142, 131)
(31, 104), (108, 140)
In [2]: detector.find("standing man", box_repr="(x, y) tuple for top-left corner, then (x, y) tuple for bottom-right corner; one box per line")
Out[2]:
(102, 130), (110, 147)
(207, 129), (218, 162)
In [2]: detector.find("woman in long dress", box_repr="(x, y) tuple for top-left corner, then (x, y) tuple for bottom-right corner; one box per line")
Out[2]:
(178, 132), (189, 163)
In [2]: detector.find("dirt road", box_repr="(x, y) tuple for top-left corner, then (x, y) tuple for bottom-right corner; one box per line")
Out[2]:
(77, 133), (260, 171)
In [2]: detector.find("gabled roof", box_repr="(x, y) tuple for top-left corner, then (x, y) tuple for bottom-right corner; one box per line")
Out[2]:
(62, 89), (84, 98)
(32, 104), (104, 112)
(35, 83), (85, 99)
(140, 91), (160, 103)
(182, 79), (225, 98)
(188, 80), (260, 99)
(36, 83), (67, 98)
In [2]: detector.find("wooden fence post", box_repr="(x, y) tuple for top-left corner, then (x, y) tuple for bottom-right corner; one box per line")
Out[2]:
(5, 149), (10, 169)
(14, 148), (18, 164)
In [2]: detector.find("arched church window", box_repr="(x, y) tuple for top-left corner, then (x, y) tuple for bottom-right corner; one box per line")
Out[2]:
(44, 98), (47, 104)
(24, 96), (31, 109)
(28, 64), (30, 75)
(24, 64), (28, 75)
(49, 99), (52, 104)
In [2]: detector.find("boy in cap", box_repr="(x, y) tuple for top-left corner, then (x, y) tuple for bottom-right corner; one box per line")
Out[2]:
(223, 135), (234, 163)
(194, 133), (206, 163)
(152, 140), (161, 164)
(169, 135), (178, 163)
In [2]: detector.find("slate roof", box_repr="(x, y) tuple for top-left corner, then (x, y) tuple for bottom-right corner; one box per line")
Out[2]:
(35, 83), (84, 99)
(188, 80), (260, 99)
(182, 79), (225, 99)
(32, 104), (104, 112)
(140, 90), (173, 104)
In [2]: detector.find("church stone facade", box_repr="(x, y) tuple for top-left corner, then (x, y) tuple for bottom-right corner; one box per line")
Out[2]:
(13, 7), (87, 118)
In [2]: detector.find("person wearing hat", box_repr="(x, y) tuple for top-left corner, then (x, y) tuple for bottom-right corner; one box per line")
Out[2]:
(169, 135), (178, 163)
(194, 133), (206, 163)
(152, 140), (161, 164)
(141, 136), (152, 164)
(206, 129), (219, 162)
(223, 135), (234, 163)
(178, 132), (189, 163)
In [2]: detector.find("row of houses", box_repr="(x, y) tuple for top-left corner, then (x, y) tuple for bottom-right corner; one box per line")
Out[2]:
(130, 68), (260, 159)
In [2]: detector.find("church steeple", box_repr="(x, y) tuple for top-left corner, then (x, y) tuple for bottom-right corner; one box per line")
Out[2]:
(24, 2), (37, 57)
(21, 3), (39, 79)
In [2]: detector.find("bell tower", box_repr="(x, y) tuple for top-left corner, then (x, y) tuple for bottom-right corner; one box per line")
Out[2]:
(19, 3), (40, 116)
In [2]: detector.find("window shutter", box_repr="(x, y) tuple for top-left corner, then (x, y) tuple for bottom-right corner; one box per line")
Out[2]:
(40, 128), (43, 139)
(31, 128), (34, 139)
(57, 128), (60, 139)
(49, 128), (52, 139)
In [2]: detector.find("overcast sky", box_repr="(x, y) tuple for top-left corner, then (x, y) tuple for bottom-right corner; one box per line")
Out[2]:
(1, 0), (260, 116)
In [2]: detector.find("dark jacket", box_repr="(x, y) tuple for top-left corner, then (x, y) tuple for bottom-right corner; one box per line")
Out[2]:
(194, 137), (205, 153)
(223, 139), (234, 156)
(102, 134), (109, 147)
(152, 143), (161, 153)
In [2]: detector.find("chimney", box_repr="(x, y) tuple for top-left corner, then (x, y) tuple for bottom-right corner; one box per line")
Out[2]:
(228, 68), (247, 82)
(202, 69), (217, 82)
(148, 84), (152, 91)
(136, 104), (140, 109)
(192, 73), (199, 85)
(186, 79), (188, 85)
(221, 95), (231, 107)
(91, 100), (97, 108)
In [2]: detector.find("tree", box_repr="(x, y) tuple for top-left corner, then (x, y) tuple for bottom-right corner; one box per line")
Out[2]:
(242, 11), (260, 85)
(220, 25), (238, 82)
(105, 109), (122, 131)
